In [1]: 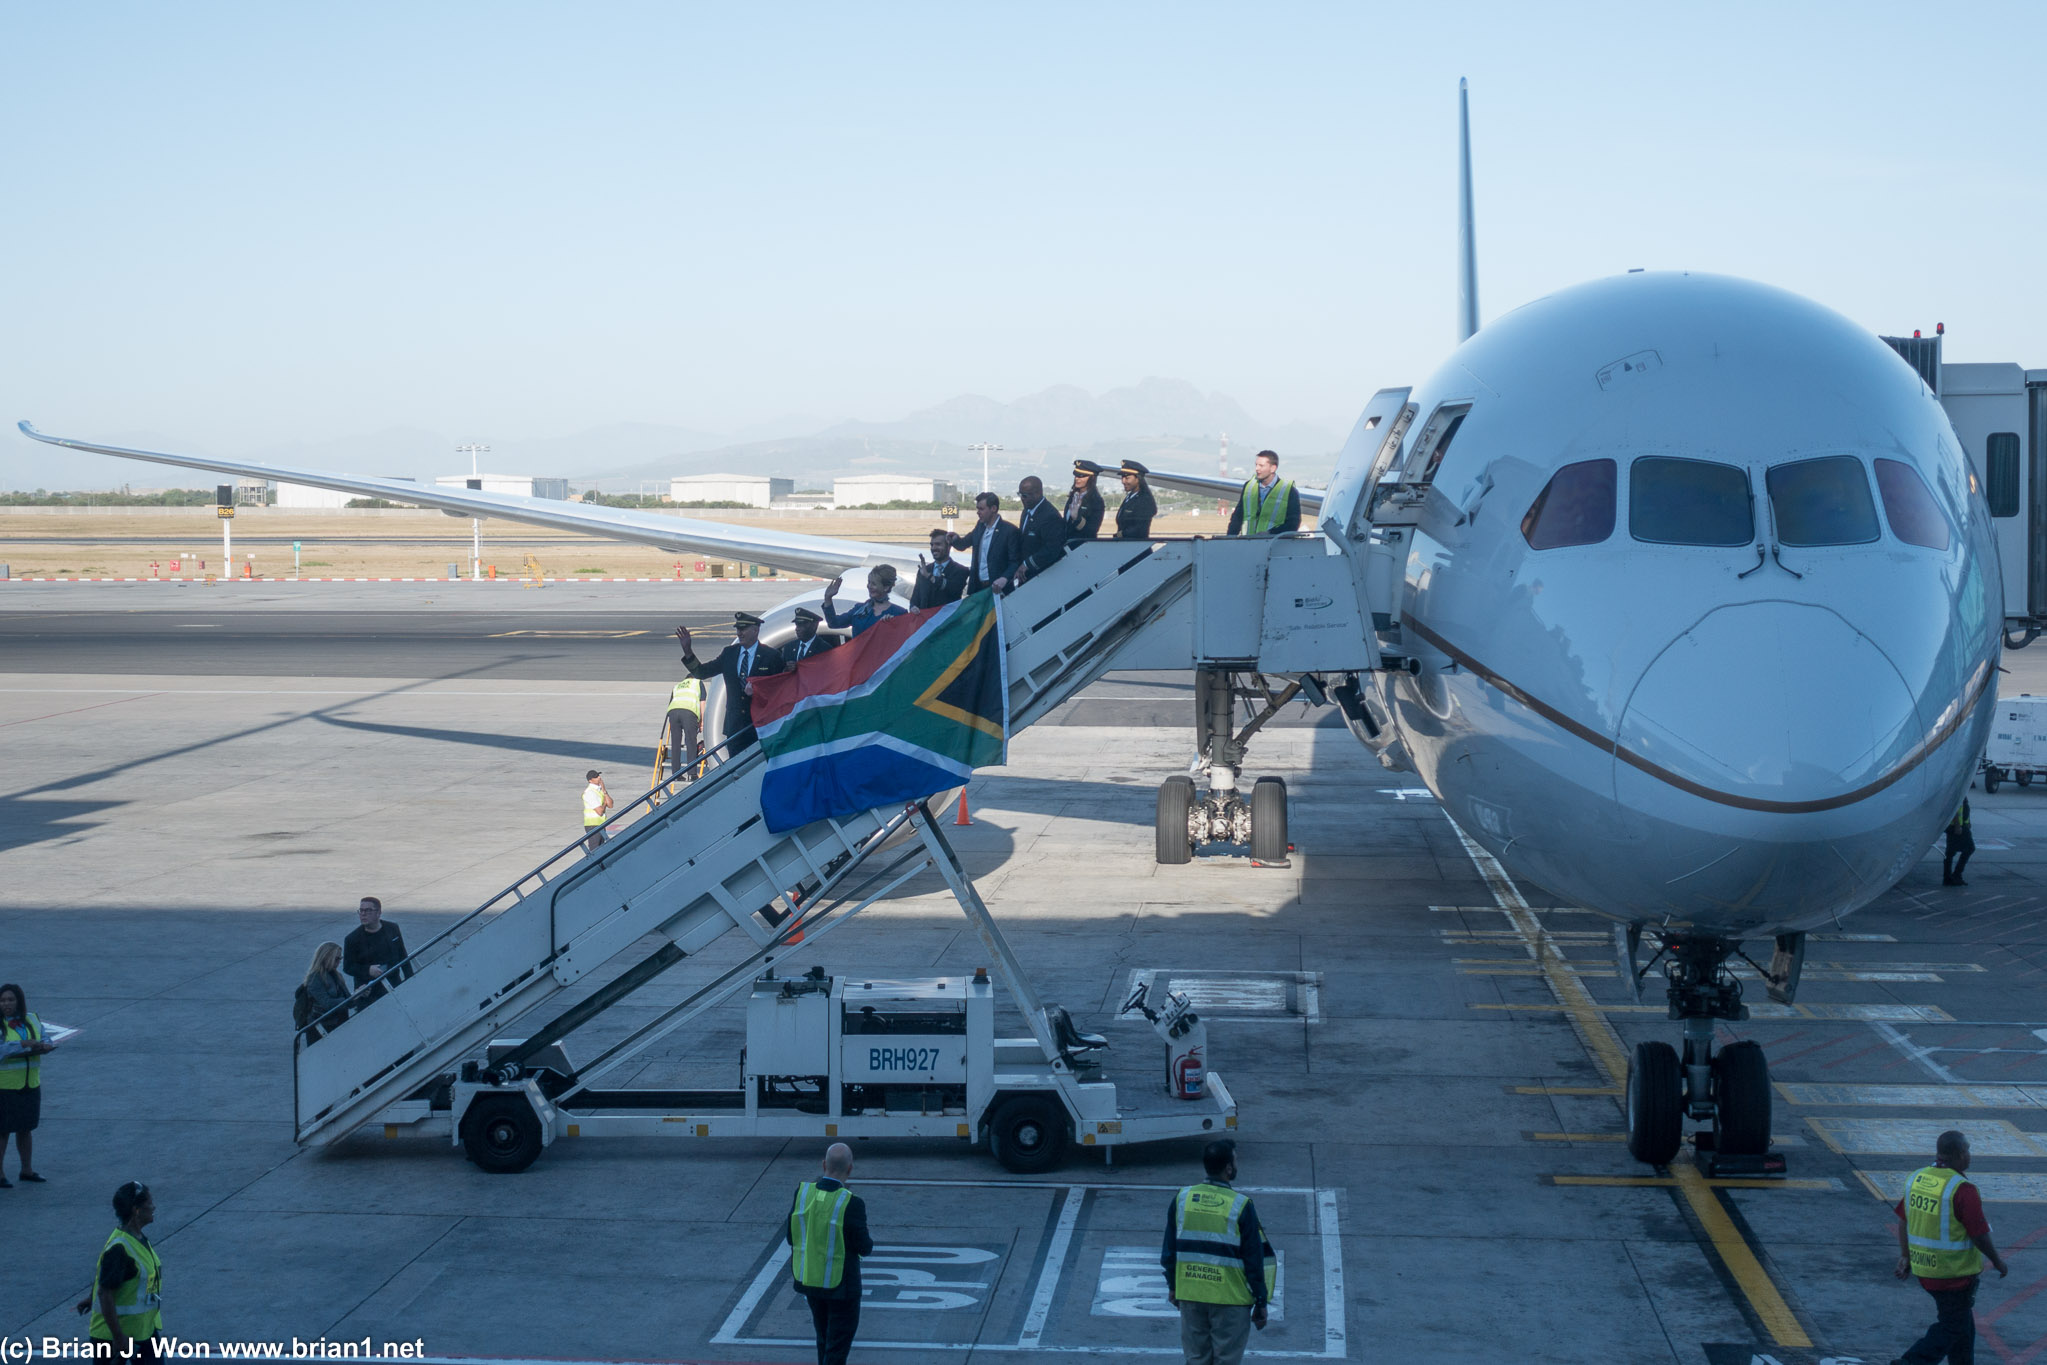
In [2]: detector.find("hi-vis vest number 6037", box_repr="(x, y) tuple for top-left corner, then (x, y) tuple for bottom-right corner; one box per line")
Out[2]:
(1905, 1166), (1985, 1279)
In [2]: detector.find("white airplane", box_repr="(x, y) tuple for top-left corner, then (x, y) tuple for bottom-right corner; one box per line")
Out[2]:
(17, 81), (2000, 1168)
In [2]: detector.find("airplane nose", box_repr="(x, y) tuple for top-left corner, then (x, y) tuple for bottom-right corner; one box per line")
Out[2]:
(1617, 602), (1926, 812)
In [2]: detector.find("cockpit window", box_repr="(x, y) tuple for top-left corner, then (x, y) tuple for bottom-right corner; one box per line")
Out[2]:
(1765, 455), (1879, 546)
(1628, 457), (1753, 546)
(1521, 459), (1616, 549)
(1875, 458), (1951, 551)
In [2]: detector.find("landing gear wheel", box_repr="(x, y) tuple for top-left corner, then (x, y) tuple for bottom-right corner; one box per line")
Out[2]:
(1156, 776), (1194, 865)
(988, 1094), (1068, 1173)
(1250, 777), (1289, 863)
(1986, 767), (2004, 793)
(461, 1093), (544, 1173)
(1626, 1040), (1683, 1166)
(1711, 1040), (1771, 1156)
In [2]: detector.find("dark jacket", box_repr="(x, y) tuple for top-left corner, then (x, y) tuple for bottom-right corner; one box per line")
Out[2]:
(950, 518), (1023, 591)
(910, 557), (971, 609)
(1062, 485), (1105, 544)
(683, 640), (786, 732)
(1227, 479), (1302, 536)
(1014, 498), (1066, 579)
(788, 1178), (874, 1300)
(342, 923), (408, 992)
(1160, 1181), (1268, 1309)
(1115, 487), (1158, 541)
(295, 969), (353, 1029)
(821, 597), (906, 638)
(785, 633), (841, 664)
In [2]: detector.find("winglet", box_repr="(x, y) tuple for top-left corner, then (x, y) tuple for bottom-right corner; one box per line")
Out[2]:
(1457, 78), (1480, 343)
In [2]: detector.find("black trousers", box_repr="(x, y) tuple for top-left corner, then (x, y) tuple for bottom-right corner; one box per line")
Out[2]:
(1945, 826), (1976, 881)
(1901, 1280), (1977, 1364)
(665, 710), (700, 773)
(726, 724), (757, 757)
(804, 1292), (859, 1365)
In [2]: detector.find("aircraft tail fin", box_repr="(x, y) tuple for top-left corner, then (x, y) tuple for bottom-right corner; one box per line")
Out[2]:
(1457, 77), (1480, 343)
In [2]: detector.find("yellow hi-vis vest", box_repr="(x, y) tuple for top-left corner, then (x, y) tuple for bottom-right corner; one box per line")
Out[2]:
(0, 1013), (41, 1090)
(1171, 1183), (1274, 1306)
(582, 782), (606, 828)
(667, 679), (705, 716)
(790, 1181), (853, 1290)
(1905, 1165), (1985, 1279)
(87, 1228), (163, 1342)
(1237, 477), (1296, 536)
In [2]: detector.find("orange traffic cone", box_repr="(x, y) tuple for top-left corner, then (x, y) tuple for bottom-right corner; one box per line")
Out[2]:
(785, 893), (804, 944)
(954, 788), (973, 826)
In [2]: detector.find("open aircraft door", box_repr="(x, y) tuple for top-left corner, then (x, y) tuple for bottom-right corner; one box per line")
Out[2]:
(1317, 386), (1415, 635)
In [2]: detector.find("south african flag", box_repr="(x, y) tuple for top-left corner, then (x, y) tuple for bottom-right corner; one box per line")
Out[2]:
(752, 591), (1008, 833)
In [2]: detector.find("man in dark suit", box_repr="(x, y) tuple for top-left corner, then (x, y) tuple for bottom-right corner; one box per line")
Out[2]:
(785, 607), (840, 664)
(1012, 476), (1066, 585)
(949, 492), (1023, 594)
(787, 1142), (874, 1365)
(675, 611), (785, 756)
(911, 528), (970, 609)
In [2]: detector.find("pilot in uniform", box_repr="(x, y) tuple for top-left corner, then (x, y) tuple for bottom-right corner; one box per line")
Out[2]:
(1062, 460), (1106, 545)
(786, 607), (840, 663)
(677, 612), (785, 756)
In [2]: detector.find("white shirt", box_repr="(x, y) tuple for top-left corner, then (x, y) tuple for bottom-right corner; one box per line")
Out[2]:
(737, 644), (756, 677)
(977, 521), (996, 581)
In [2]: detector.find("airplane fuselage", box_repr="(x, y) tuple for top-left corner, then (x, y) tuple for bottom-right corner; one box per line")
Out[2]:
(1379, 272), (1999, 937)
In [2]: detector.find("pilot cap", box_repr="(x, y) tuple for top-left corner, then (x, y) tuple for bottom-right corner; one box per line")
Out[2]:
(791, 607), (822, 624)
(1119, 459), (1149, 477)
(733, 611), (764, 627)
(1072, 459), (1102, 476)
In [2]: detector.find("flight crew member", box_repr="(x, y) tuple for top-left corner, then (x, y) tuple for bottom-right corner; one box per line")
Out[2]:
(1943, 798), (1975, 886)
(677, 612), (785, 756)
(1012, 476), (1066, 585)
(1892, 1128), (2007, 1365)
(1227, 450), (1300, 536)
(1163, 1138), (1270, 1365)
(664, 674), (706, 778)
(911, 528), (971, 608)
(950, 493), (1023, 594)
(821, 564), (907, 638)
(79, 1181), (165, 1365)
(581, 769), (614, 852)
(788, 1142), (874, 1365)
(786, 607), (840, 663)
(1062, 460), (1106, 545)
(1116, 460), (1159, 540)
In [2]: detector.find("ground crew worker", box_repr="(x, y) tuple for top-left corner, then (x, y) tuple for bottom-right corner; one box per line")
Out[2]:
(0, 981), (52, 1185)
(1892, 1128), (2007, 1363)
(1227, 450), (1300, 536)
(787, 1142), (873, 1365)
(1943, 798), (1975, 886)
(582, 769), (613, 853)
(665, 674), (705, 778)
(1163, 1138), (1270, 1365)
(79, 1181), (164, 1364)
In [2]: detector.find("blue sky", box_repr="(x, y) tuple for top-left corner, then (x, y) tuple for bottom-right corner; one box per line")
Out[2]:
(3, 2), (2042, 484)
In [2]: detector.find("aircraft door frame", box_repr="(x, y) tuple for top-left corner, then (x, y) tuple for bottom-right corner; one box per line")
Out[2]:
(1317, 387), (1413, 553)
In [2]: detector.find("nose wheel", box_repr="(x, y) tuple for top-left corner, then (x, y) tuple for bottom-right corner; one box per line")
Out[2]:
(1154, 775), (1289, 865)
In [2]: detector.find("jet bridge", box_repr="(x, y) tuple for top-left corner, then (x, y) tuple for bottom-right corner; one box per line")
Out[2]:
(292, 532), (1384, 1162)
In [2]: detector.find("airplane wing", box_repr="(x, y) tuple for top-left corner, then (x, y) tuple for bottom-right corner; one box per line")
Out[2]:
(16, 423), (910, 580)
(1140, 466), (1325, 514)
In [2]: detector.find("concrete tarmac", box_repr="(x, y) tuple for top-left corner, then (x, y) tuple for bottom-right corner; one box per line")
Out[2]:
(3, 585), (2046, 1364)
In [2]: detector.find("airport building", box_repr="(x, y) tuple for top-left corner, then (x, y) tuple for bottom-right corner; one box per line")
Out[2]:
(434, 474), (569, 500)
(832, 473), (961, 507)
(275, 481), (354, 509)
(669, 473), (793, 507)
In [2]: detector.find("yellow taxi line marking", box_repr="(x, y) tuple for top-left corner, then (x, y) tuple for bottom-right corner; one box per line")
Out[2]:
(1446, 817), (1811, 1349)
(1552, 1175), (1838, 1192)
(1532, 1131), (1807, 1148)
(1511, 1085), (1622, 1096)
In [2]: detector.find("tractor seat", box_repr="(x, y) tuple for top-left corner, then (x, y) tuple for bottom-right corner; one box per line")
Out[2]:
(1047, 1006), (1108, 1068)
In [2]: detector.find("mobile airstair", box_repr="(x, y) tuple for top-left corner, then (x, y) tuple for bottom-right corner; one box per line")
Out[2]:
(292, 534), (1379, 1166)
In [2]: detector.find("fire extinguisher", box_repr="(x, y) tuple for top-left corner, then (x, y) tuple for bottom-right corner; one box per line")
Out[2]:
(1172, 1043), (1205, 1100)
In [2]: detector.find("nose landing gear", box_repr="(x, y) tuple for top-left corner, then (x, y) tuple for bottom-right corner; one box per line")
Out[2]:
(1154, 668), (1295, 865)
(1619, 929), (1796, 1176)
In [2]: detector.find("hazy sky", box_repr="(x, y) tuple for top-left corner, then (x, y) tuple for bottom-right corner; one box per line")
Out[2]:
(4, 2), (2043, 482)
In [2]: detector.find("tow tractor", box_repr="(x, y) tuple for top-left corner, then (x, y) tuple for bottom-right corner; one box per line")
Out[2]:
(387, 807), (1235, 1173)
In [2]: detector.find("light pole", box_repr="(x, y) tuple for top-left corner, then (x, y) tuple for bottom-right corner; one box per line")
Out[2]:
(456, 444), (490, 580)
(967, 443), (1003, 497)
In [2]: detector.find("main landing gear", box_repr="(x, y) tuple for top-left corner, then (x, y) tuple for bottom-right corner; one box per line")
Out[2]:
(1155, 667), (1294, 866)
(1618, 928), (1804, 1175)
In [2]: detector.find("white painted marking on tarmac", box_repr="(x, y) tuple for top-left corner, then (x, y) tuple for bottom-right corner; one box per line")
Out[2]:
(1870, 1020), (1964, 1084)
(1811, 931), (1898, 942)
(1856, 1170), (2047, 1203)
(1091, 1246), (1284, 1320)
(1379, 787), (1435, 800)
(1317, 1188), (1345, 1355)
(864, 1245), (1000, 1310)
(1807, 1116), (2047, 1157)
(710, 1241), (790, 1344)
(1019, 1186), (1085, 1346)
